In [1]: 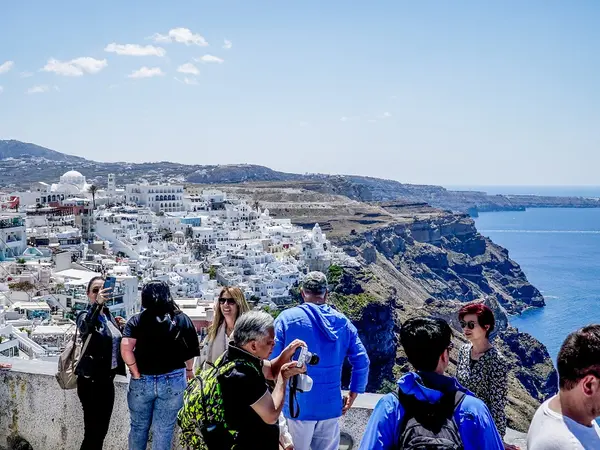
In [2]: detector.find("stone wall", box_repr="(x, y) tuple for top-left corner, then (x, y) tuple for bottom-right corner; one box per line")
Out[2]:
(0, 358), (527, 450)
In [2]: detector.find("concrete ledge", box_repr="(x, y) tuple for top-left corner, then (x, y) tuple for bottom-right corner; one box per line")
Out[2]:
(0, 358), (527, 449)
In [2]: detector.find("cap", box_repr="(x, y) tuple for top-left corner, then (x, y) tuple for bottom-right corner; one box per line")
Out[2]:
(302, 271), (328, 294)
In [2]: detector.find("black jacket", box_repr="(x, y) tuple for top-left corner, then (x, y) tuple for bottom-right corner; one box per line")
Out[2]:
(75, 303), (126, 378)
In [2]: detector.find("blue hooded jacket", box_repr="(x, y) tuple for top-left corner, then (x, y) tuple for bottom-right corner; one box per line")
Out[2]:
(359, 372), (504, 450)
(272, 303), (370, 421)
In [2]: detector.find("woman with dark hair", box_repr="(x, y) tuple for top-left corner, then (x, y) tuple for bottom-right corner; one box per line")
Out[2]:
(455, 303), (518, 450)
(76, 276), (126, 450)
(121, 281), (200, 450)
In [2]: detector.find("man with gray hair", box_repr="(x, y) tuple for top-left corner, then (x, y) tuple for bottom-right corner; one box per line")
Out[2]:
(272, 271), (370, 450)
(219, 310), (307, 450)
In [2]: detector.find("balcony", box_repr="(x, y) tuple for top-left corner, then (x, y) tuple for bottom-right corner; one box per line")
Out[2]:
(0, 358), (528, 450)
(0, 217), (25, 229)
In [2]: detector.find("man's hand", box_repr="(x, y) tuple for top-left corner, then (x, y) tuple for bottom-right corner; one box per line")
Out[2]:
(503, 443), (520, 450)
(342, 392), (358, 415)
(281, 339), (307, 362)
(279, 361), (306, 381)
(114, 316), (126, 328)
(0, 362), (11, 370)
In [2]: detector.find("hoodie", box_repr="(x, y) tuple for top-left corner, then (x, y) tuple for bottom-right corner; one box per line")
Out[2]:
(272, 303), (370, 421)
(359, 372), (504, 450)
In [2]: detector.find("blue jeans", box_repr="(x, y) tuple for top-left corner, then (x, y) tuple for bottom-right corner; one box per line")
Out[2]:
(127, 368), (186, 450)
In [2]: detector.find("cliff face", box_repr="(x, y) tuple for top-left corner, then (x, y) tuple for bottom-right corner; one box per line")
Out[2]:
(328, 214), (556, 431)
(336, 213), (545, 315)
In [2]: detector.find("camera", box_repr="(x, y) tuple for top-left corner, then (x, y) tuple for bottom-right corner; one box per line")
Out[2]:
(295, 346), (320, 367)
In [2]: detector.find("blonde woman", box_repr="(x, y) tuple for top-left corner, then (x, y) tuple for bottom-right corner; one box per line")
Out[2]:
(197, 286), (250, 369)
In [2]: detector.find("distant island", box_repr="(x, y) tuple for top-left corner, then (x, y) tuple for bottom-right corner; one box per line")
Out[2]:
(1, 139), (599, 215)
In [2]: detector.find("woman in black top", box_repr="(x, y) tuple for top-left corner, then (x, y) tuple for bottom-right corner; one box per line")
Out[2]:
(121, 281), (200, 450)
(76, 276), (126, 450)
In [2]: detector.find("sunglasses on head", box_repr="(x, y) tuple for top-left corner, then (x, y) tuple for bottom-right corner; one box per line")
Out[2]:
(218, 297), (236, 305)
(460, 320), (477, 330)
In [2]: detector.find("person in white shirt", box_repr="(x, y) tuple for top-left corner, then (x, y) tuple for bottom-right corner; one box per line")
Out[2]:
(528, 324), (600, 450)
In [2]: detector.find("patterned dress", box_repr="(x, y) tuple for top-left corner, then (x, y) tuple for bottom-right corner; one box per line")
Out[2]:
(456, 343), (509, 437)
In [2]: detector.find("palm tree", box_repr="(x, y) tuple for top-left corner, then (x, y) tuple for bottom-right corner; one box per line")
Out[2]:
(88, 185), (98, 209)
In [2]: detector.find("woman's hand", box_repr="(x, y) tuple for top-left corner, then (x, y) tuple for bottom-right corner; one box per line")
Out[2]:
(114, 316), (126, 329)
(96, 287), (112, 305)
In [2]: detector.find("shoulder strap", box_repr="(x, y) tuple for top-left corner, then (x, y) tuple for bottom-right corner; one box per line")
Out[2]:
(453, 390), (466, 410)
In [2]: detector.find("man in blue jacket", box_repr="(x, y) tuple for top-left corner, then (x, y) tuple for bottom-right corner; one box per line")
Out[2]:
(359, 317), (504, 450)
(272, 271), (370, 450)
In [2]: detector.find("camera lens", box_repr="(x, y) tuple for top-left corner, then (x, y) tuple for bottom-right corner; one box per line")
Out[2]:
(308, 353), (319, 365)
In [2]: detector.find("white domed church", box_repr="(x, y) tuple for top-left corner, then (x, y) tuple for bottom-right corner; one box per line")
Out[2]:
(50, 170), (91, 195)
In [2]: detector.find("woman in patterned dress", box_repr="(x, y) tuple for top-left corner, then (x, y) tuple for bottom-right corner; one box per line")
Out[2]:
(455, 303), (519, 450)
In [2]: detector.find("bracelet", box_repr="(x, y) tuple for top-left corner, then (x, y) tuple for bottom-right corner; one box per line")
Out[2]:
(126, 362), (137, 367)
(186, 368), (193, 372)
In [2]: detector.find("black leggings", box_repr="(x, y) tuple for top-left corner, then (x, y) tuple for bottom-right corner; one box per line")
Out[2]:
(77, 375), (115, 450)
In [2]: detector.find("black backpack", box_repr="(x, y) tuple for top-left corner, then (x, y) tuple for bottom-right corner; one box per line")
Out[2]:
(395, 389), (466, 450)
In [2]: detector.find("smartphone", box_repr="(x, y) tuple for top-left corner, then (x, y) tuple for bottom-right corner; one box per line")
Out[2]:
(103, 276), (116, 296)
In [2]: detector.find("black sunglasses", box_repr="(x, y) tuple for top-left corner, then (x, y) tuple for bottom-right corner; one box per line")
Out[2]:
(218, 297), (236, 305)
(460, 320), (477, 330)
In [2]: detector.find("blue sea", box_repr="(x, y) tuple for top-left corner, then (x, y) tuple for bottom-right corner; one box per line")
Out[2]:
(473, 189), (600, 362)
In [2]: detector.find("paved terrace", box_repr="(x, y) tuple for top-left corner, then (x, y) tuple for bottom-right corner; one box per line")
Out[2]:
(0, 358), (527, 449)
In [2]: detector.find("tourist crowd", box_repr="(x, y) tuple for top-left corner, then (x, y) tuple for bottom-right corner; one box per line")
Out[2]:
(3, 271), (599, 449)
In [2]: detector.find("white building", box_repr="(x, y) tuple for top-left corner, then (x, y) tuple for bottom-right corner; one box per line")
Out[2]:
(125, 184), (184, 213)
(0, 215), (27, 261)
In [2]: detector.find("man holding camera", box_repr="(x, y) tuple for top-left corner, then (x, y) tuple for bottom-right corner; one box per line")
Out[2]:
(272, 271), (370, 450)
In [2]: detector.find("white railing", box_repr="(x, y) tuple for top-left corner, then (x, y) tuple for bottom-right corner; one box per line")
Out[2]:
(0, 325), (46, 358)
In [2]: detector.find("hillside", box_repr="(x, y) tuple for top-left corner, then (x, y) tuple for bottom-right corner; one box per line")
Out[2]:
(1, 140), (600, 214)
(209, 184), (557, 431)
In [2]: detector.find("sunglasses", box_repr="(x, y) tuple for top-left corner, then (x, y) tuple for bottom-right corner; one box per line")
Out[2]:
(218, 297), (236, 306)
(460, 320), (477, 330)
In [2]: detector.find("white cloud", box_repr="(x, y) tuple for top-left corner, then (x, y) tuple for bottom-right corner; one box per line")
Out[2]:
(380, 112), (392, 119)
(0, 61), (14, 74)
(150, 28), (208, 46)
(223, 39), (232, 50)
(195, 54), (224, 64)
(175, 76), (198, 85)
(20, 71), (33, 78)
(340, 117), (349, 122)
(128, 66), (164, 79)
(0, 86), (3, 94)
(26, 85), (58, 94)
(390, 95), (397, 100)
(177, 63), (199, 75)
(42, 57), (107, 76)
(105, 43), (166, 57)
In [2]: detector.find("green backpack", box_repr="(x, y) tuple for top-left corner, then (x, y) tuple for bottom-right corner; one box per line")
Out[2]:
(177, 355), (260, 450)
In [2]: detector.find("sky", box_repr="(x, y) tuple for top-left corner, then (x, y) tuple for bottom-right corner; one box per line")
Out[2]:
(1, 1), (599, 186)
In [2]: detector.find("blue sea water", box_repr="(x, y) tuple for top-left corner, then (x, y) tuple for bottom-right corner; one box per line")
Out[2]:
(474, 206), (600, 362)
